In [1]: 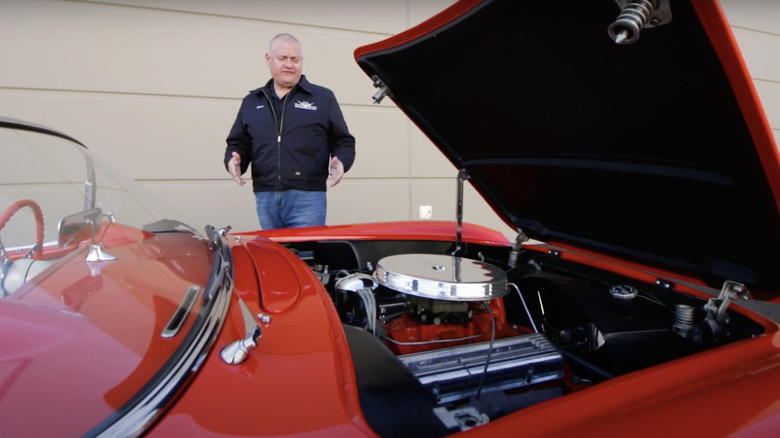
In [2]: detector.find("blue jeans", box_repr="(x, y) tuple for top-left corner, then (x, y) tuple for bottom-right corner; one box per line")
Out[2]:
(255, 190), (326, 229)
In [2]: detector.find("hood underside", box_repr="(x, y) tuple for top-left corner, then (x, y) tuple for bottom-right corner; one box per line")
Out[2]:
(355, 0), (780, 291)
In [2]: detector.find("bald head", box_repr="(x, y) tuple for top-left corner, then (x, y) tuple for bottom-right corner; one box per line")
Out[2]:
(269, 33), (302, 55)
(266, 33), (303, 96)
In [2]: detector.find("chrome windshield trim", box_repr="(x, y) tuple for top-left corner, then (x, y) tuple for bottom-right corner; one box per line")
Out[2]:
(0, 116), (95, 210)
(88, 225), (233, 438)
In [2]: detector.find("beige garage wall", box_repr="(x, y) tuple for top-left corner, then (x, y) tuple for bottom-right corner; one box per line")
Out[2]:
(1, 0), (778, 241)
(720, 0), (780, 146)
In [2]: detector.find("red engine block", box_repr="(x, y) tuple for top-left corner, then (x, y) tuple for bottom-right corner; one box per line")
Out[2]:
(383, 298), (521, 355)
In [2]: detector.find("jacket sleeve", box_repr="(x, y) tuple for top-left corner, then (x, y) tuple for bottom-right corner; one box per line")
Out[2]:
(327, 93), (356, 172)
(224, 102), (251, 175)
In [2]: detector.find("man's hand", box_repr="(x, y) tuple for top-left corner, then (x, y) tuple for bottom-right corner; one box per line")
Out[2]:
(228, 151), (245, 186)
(328, 156), (345, 187)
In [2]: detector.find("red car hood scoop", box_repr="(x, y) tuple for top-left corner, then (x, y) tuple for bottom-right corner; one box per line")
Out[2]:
(354, 0), (780, 291)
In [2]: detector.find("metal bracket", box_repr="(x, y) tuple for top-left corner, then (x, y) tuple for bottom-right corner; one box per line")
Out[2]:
(703, 280), (751, 339)
(370, 75), (392, 104)
(85, 211), (116, 262)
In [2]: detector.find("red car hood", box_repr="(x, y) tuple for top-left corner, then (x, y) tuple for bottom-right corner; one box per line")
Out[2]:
(0, 226), (213, 437)
(354, 0), (780, 292)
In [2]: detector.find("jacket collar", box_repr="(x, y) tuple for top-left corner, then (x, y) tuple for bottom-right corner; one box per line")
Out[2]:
(253, 74), (312, 97)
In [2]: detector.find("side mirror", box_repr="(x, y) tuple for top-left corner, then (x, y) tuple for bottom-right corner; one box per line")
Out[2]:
(57, 208), (103, 248)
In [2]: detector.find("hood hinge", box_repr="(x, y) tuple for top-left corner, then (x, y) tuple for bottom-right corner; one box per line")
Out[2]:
(370, 75), (392, 104)
(703, 280), (752, 340)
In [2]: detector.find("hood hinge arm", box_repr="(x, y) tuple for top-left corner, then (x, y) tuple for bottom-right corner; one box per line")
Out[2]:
(703, 280), (752, 340)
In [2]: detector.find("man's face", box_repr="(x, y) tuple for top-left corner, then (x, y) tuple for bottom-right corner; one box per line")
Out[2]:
(266, 40), (302, 90)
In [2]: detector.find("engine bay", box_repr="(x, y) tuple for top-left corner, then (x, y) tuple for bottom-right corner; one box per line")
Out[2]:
(282, 238), (764, 436)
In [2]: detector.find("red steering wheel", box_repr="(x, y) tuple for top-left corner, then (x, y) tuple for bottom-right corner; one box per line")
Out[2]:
(0, 200), (45, 260)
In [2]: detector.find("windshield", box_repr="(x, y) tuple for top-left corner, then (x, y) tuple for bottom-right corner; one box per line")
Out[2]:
(0, 117), (230, 438)
(0, 119), (181, 250)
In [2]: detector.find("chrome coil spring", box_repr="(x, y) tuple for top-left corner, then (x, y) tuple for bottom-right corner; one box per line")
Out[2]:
(673, 304), (695, 330)
(608, 0), (658, 44)
(672, 303), (701, 342)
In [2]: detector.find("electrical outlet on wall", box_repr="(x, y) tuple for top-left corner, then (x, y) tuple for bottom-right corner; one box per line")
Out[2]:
(419, 205), (433, 220)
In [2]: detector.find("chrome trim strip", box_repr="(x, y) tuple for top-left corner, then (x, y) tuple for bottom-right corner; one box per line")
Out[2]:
(161, 285), (202, 338)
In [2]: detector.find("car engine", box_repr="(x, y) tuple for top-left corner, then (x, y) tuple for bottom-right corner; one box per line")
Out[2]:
(284, 237), (764, 436)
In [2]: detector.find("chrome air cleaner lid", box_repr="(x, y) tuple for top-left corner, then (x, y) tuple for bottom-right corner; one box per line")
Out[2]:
(374, 254), (508, 301)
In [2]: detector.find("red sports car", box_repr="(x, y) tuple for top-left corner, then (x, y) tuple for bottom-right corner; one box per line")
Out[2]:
(2, 0), (780, 437)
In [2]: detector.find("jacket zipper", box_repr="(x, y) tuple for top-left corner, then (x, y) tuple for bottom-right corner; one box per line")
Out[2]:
(264, 89), (290, 192)
(278, 93), (290, 191)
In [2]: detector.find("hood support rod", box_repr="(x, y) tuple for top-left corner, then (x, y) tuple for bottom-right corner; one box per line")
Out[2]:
(453, 169), (468, 256)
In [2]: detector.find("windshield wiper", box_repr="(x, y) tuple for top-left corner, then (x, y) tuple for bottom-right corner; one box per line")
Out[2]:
(220, 296), (262, 365)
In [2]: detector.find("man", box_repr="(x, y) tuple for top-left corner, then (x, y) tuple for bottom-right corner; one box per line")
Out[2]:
(224, 33), (356, 229)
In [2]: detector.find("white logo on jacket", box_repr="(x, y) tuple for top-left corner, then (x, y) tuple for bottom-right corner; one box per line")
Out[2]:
(294, 100), (317, 110)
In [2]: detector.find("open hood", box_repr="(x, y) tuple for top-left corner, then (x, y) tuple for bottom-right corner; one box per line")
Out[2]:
(355, 0), (780, 292)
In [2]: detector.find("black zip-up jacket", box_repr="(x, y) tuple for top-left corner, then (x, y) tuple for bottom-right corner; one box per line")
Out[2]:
(224, 75), (356, 192)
